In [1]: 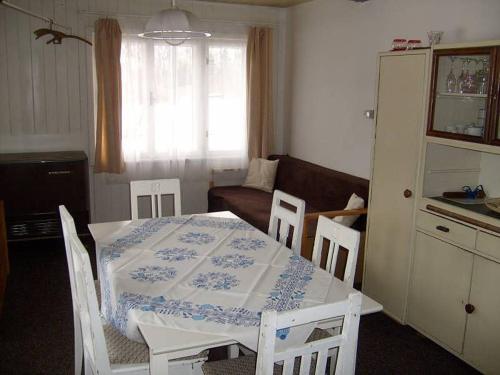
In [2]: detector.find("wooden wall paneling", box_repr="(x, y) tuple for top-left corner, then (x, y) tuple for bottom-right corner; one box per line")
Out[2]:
(0, 8), (11, 135)
(77, 0), (89, 143)
(54, 0), (70, 134)
(30, 0), (48, 134)
(117, 0), (130, 14)
(86, 0), (98, 14)
(151, 0), (167, 13)
(42, 0), (59, 133)
(5, 9), (23, 134)
(127, 0), (152, 16)
(15, 0), (35, 135)
(107, 0), (120, 14)
(66, 0), (81, 131)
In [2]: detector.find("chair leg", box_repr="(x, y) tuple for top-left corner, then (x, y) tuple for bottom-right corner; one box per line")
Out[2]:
(84, 356), (93, 375)
(74, 318), (83, 375)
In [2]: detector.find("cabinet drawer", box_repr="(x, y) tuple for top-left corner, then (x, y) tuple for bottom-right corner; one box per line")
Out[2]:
(476, 231), (500, 261)
(416, 211), (476, 249)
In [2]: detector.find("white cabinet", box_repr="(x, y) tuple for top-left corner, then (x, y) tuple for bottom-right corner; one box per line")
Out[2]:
(463, 255), (500, 374)
(363, 50), (430, 321)
(408, 231), (473, 353)
(408, 211), (500, 373)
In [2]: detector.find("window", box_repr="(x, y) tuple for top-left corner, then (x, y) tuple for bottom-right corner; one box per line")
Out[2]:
(120, 35), (247, 166)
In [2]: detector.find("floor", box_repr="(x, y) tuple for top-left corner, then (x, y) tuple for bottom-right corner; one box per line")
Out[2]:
(0, 239), (479, 375)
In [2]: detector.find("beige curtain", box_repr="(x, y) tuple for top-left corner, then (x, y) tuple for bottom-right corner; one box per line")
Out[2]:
(94, 18), (125, 174)
(247, 27), (273, 160)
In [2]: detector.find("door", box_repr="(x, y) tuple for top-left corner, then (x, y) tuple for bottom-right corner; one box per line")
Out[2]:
(363, 51), (429, 321)
(407, 232), (473, 353)
(463, 255), (500, 373)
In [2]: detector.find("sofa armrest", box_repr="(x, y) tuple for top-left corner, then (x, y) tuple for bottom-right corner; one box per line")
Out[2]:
(304, 208), (368, 225)
(301, 208), (368, 260)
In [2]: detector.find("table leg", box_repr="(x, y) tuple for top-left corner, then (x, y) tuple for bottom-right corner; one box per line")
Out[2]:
(150, 351), (169, 375)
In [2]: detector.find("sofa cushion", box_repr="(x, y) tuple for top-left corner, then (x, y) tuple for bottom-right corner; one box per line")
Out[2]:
(242, 158), (279, 193)
(208, 186), (273, 232)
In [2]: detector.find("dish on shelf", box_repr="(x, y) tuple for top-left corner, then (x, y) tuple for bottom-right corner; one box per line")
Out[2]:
(485, 198), (500, 213)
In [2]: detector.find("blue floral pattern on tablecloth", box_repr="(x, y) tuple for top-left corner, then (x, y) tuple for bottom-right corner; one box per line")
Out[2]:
(211, 254), (255, 269)
(155, 248), (198, 262)
(188, 217), (255, 231)
(99, 217), (188, 321)
(98, 216), (322, 346)
(101, 217), (188, 264)
(113, 292), (261, 334)
(228, 238), (266, 251)
(178, 232), (216, 245)
(264, 255), (315, 340)
(191, 272), (240, 290)
(129, 266), (177, 283)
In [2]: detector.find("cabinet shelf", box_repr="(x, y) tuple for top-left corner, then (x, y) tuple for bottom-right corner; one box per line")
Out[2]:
(437, 92), (487, 99)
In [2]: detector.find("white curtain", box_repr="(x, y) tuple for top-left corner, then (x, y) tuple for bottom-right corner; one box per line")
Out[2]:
(117, 35), (248, 182)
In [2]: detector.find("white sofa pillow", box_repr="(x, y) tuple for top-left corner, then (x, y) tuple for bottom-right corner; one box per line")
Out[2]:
(333, 193), (365, 227)
(242, 158), (279, 193)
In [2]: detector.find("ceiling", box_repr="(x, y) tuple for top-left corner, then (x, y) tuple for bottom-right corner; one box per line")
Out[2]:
(197, 0), (315, 7)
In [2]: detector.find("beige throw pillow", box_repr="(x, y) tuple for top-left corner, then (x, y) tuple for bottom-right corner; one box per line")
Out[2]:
(242, 158), (279, 193)
(334, 193), (365, 227)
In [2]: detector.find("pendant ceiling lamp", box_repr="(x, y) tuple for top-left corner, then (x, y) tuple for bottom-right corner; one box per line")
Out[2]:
(139, 0), (211, 46)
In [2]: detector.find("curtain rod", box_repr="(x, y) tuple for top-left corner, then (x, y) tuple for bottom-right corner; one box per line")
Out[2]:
(0, 0), (70, 30)
(77, 10), (278, 28)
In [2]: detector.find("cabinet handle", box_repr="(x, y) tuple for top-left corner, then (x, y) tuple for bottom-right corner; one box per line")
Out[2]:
(465, 304), (475, 314)
(48, 170), (72, 175)
(436, 225), (450, 233)
(403, 189), (413, 198)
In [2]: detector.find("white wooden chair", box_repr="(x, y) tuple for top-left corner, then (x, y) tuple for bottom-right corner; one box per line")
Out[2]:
(227, 190), (306, 361)
(130, 179), (182, 220)
(268, 190), (306, 255)
(311, 215), (361, 288)
(60, 205), (88, 375)
(202, 292), (362, 375)
(68, 232), (208, 375)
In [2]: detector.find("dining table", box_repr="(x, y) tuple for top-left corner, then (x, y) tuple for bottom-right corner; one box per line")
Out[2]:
(89, 211), (382, 375)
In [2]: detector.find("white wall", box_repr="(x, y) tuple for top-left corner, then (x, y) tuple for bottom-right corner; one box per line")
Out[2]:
(0, 0), (287, 222)
(288, 0), (500, 179)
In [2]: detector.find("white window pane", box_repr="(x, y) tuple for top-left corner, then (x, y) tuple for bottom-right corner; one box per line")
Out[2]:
(120, 36), (247, 164)
(208, 41), (247, 156)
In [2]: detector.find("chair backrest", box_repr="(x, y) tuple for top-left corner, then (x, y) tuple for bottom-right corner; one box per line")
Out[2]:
(59, 206), (79, 320)
(130, 179), (182, 220)
(70, 232), (112, 374)
(311, 215), (360, 287)
(256, 292), (362, 375)
(268, 190), (305, 255)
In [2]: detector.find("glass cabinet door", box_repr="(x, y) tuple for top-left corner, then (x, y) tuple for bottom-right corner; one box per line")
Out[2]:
(428, 48), (495, 143)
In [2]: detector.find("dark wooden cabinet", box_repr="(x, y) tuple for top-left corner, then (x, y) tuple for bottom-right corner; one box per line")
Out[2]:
(0, 151), (89, 241)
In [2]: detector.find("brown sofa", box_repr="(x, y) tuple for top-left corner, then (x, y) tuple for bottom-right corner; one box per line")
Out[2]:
(208, 155), (370, 267)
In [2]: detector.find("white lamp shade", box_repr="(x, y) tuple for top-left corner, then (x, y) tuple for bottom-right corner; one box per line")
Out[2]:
(139, 9), (211, 40)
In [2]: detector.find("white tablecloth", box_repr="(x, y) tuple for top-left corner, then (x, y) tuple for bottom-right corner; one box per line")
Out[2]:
(96, 215), (341, 351)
